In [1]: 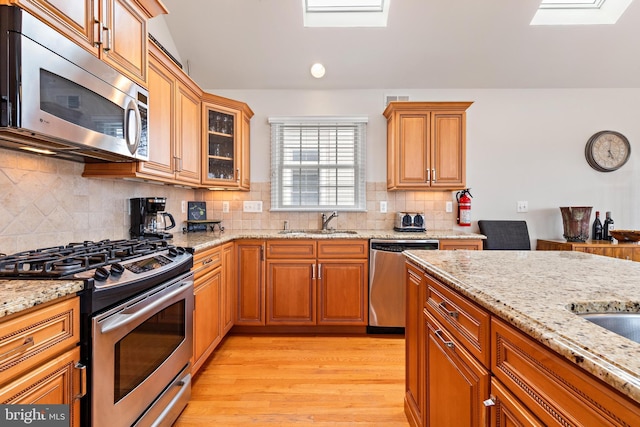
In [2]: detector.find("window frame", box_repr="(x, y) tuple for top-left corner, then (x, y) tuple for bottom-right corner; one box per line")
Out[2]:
(269, 116), (368, 212)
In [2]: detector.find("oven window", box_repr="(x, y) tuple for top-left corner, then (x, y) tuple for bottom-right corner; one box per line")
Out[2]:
(113, 300), (185, 403)
(39, 69), (124, 138)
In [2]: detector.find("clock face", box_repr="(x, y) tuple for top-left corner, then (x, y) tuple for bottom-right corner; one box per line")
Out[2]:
(585, 131), (631, 172)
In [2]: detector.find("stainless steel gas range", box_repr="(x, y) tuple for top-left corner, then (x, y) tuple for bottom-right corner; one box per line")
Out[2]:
(0, 238), (194, 427)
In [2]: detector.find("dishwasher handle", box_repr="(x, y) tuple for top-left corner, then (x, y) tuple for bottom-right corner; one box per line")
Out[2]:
(370, 240), (439, 252)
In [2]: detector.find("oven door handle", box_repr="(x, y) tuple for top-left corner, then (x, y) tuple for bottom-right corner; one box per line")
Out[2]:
(99, 282), (190, 334)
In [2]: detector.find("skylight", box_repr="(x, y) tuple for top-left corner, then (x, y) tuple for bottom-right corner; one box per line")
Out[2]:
(531, 0), (634, 25)
(303, 0), (391, 27)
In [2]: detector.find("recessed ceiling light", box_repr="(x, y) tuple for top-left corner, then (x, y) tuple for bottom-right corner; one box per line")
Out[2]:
(303, 0), (391, 27)
(310, 63), (326, 78)
(531, 0), (634, 25)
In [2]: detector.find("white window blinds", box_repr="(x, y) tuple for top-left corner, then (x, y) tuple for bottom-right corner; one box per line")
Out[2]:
(269, 116), (367, 211)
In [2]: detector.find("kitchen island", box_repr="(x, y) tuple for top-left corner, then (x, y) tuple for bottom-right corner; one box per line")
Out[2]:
(404, 249), (640, 426)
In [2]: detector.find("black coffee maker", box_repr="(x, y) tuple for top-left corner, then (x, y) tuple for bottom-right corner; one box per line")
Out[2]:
(130, 197), (176, 239)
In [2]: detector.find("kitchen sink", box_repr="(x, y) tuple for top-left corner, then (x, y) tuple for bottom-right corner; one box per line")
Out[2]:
(278, 229), (358, 235)
(577, 312), (640, 344)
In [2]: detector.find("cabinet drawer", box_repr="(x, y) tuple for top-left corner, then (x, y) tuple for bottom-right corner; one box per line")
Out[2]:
(492, 317), (640, 426)
(193, 245), (222, 280)
(425, 276), (490, 367)
(317, 240), (367, 259)
(0, 297), (80, 384)
(266, 240), (316, 259)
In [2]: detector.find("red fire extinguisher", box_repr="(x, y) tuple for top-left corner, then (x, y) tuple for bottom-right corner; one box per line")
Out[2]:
(456, 189), (473, 226)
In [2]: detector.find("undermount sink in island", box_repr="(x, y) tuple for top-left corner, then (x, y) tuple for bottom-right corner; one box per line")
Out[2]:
(403, 249), (640, 426)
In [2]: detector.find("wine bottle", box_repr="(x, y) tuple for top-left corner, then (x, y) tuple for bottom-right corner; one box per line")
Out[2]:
(592, 211), (603, 241)
(603, 211), (614, 241)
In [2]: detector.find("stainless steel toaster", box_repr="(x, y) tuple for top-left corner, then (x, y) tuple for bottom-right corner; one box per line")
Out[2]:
(394, 212), (426, 232)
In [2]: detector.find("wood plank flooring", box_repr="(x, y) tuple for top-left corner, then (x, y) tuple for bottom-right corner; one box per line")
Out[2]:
(174, 334), (409, 426)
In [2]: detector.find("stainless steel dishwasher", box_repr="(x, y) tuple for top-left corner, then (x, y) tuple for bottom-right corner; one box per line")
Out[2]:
(368, 239), (439, 334)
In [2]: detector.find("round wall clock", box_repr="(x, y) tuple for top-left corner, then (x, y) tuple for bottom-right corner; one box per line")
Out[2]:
(585, 130), (631, 172)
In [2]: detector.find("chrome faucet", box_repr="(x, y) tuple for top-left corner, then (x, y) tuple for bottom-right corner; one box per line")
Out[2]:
(321, 211), (339, 231)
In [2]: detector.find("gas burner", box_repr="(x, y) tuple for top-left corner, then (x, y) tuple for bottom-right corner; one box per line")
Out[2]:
(0, 238), (176, 278)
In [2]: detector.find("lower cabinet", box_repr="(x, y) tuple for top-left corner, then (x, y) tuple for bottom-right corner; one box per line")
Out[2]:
(537, 239), (640, 262)
(235, 240), (266, 325)
(192, 243), (234, 375)
(317, 258), (367, 325)
(405, 261), (640, 427)
(439, 239), (483, 250)
(424, 310), (490, 426)
(0, 297), (83, 427)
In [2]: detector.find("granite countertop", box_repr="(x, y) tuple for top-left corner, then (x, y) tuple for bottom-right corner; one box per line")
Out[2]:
(0, 279), (84, 318)
(172, 228), (485, 252)
(404, 249), (640, 404)
(0, 229), (483, 320)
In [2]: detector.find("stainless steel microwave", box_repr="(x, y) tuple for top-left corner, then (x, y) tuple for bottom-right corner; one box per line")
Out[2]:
(0, 6), (149, 162)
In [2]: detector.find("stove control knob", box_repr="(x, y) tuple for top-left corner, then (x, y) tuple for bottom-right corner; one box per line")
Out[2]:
(168, 247), (181, 257)
(176, 246), (186, 255)
(94, 267), (110, 281)
(110, 263), (125, 277)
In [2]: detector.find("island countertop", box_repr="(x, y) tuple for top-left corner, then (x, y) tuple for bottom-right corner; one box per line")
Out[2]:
(404, 249), (640, 404)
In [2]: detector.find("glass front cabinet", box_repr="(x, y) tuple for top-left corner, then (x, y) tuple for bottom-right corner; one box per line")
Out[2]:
(201, 94), (254, 190)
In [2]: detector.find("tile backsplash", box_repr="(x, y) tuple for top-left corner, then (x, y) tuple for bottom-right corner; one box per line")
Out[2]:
(0, 150), (457, 254)
(196, 182), (457, 232)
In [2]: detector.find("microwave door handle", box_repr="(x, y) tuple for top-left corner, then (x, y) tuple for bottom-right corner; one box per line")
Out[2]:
(99, 283), (190, 334)
(125, 100), (141, 155)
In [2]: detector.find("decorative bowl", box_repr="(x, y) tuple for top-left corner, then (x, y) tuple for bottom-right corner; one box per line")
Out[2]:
(609, 230), (640, 242)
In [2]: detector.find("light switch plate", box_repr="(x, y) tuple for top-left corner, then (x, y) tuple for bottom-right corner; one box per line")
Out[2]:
(243, 201), (263, 212)
(181, 201), (186, 213)
(445, 201), (453, 213)
(380, 201), (387, 213)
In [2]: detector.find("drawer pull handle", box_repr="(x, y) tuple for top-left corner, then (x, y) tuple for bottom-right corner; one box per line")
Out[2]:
(0, 336), (34, 359)
(483, 397), (496, 407)
(202, 258), (213, 265)
(439, 301), (459, 319)
(435, 329), (455, 349)
(75, 363), (87, 399)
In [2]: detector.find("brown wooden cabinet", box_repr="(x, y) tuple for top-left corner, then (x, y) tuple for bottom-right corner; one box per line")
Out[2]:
(267, 240), (368, 327)
(1, 0), (167, 86)
(384, 102), (472, 191)
(0, 297), (83, 427)
(83, 40), (202, 186)
(439, 239), (483, 250)
(537, 239), (640, 261)
(405, 262), (426, 427)
(192, 245), (222, 375)
(489, 377), (544, 427)
(201, 94), (253, 190)
(235, 240), (266, 326)
(221, 242), (235, 335)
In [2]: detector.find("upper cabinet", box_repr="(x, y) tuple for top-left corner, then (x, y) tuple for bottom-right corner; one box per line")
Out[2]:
(384, 101), (472, 191)
(202, 94), (254, 191)
(83, 40), (203, 186)
(2, 0), (168, 86)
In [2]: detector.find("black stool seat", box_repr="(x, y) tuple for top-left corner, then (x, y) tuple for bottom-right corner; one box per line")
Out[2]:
(478, 220), (531, 250)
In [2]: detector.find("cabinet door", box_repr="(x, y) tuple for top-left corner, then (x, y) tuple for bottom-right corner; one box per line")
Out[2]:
(236, 241), (265, 325)
(202, 104), (240, 187)
(0, 347), (82, 427)
(175, 81), (201, 184)
(430, 111), (465, 188)
(139, 50), (176, 179)
(239, 111), (251, 190)
(405, 262), (425, 427)
(221, 242), (235, 335)
(15, 0), (96, 53)
(317, 260), (367, 325)
(193, 267), (222, 375)
(267, 260), (316, 325)
(397, 112), (430, 187)
(100, 0), (147, 85)
(425, 310), (490, 427)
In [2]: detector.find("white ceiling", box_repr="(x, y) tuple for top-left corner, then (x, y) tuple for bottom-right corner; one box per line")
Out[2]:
(159, 0), (640, 90)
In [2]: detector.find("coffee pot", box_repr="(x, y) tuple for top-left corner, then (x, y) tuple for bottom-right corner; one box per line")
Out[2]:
(130, 197), (176, 239)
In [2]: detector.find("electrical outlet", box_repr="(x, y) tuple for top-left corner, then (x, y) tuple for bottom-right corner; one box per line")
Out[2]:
(222, 201), (230, 213)
(445, 201), (453, 213)
(517, 201), (528, 213)
(243, 201), (263, 212)
(181, 201), (186, 213)
(380, 201), (387, 213)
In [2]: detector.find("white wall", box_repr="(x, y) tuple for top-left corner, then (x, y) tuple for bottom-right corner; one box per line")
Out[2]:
(209, 88), (640, 242)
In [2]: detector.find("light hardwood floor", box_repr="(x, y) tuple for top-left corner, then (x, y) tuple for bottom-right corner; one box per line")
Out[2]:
(174, 334), (409, 426)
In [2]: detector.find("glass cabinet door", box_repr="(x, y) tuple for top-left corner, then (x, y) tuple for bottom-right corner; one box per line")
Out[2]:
(204, 106), (238, 184)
